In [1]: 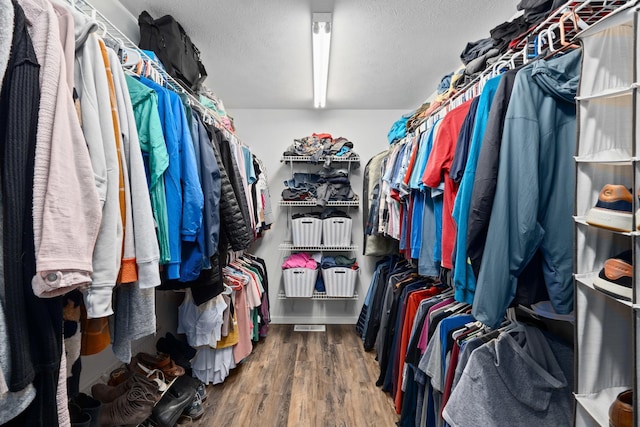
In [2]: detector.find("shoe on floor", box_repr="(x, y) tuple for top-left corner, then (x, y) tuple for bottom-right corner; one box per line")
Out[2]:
(195, 380), (207, 402)
(609, 389), (633, 427)
(181, 392), (204, 422)
(586, 184), (633, 232)
(593, 250), (633, 301)
(98, 382), (156, 427)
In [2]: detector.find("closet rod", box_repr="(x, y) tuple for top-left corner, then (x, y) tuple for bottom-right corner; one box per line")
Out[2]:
(415, 0), (631, 130)
(64, 0), (246, 146)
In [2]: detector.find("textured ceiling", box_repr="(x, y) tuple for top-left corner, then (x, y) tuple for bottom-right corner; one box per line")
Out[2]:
(119, 0), (519, 110)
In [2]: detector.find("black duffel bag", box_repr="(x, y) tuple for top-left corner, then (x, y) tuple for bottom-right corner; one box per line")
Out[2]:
(138, 10), (207, 91)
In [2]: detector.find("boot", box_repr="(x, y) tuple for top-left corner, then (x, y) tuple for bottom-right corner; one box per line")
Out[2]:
(156, 336), (192, 372)
(70, 393), (101, 427)
(164, 333), (196, 359)
(98, 383), (156, 427)
(92, 373), (160, 403)
(69, 402), (91, 427)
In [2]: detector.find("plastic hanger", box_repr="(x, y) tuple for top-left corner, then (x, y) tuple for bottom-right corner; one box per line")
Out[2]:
(95, 21), (108, 39)
(444, 301), (468, 314)
(559, 11), (580, 49)
(121, 47), (142, 69)
(498, 307), (526, 334)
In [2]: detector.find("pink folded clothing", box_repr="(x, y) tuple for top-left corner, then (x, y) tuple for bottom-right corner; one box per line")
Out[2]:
(282, 252), (317, 270)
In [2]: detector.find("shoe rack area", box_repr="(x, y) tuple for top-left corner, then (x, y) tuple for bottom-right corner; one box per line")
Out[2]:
(573, 5), (638, 426)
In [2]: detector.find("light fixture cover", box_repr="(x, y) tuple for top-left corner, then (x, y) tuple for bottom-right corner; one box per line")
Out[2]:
(312, 13), (332, 108)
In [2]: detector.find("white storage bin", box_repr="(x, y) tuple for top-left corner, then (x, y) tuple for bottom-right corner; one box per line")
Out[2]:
(292, 217), (322, 246)
(322, 217), (352, 246)
(283, 268), (318, 297)
(322, 267), (357, 297)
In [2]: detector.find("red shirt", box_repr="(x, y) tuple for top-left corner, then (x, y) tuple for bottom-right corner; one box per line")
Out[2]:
(394, 287), (441, 413)
(422, 100), (473, 269)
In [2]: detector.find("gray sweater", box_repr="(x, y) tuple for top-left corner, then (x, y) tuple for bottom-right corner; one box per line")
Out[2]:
(443, 326), (571, 427)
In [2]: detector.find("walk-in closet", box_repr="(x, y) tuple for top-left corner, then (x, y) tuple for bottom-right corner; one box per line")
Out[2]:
(1, 0), (638, 426)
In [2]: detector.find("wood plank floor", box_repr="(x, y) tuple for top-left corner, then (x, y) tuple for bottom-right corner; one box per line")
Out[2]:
(190, 324), (398, 427)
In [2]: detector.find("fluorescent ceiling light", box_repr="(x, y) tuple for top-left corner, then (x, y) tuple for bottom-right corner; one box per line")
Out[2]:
(312, 13), (331, 109)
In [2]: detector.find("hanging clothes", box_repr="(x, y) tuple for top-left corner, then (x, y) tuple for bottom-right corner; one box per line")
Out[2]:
(0, 0), (39, 421)
(422, 99), (473, 270)
(473, 48), (582, 328)
(466, 68), (520, 280)
(451, 75), (501, 305)
(443, 326), (572, 427)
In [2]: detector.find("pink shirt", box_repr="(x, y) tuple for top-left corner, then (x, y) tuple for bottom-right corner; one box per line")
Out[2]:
(281, 252), (317, 270)
(417, 297), (455, 353)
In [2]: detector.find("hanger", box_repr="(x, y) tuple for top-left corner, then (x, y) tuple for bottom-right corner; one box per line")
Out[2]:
(498, 307), (526, 334)
(444, 301), (469, 314)
(559, 11), (580, 49)
(121, 47), (142, 69)
(96, 21), (108, 38)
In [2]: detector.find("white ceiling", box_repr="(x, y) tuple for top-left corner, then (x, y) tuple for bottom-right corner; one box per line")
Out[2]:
(119, 0), (519, 110)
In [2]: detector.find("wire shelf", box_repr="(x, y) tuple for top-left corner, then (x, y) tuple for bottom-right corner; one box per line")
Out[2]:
(509, 1), (632, 53)
(278, 291), (359, 301)
(66, 0), (242, 144)
(279, 243), (358, 252)
(279, 200), (359, 207)
(281, 155), (360, 163)
(415, 0), (632, 128)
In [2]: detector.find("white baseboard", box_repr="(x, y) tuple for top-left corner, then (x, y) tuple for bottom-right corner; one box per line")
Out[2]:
(270, 316), (358, 325)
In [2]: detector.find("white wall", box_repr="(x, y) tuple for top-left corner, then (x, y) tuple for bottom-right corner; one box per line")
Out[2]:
(231, 109), (406, 324)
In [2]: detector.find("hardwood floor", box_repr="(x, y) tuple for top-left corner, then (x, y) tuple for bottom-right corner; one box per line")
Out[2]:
(190, 324), (399, 427)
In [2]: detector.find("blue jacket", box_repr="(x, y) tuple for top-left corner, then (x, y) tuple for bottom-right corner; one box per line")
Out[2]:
(472, 49), (581, 328)
(140, 77), (203, 280)
(451, 75), (501, 305)
(193, 113), (221, 260)
(140, 77), (181, 278)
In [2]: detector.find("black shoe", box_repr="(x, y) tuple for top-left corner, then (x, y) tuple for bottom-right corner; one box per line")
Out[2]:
(68, 402), (91, 427)
(181, 392), (204, 421)
(150, 377), (196, 427)
(164, 333), (196, 359)
(69, 393), (101, 427)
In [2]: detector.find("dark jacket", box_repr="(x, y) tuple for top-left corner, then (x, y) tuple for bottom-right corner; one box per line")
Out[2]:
(1, 0), (41, 392)
(193, 113), (221, 258)
(214, 129), (253, 242)
(205, 124), (251, 251)
(465, 67), (548, 310)
(2, 3), (64, 426)
(466, 68), (519, 278)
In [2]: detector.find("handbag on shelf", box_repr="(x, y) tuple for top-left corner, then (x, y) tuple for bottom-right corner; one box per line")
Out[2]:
(138, 10), (208, 92)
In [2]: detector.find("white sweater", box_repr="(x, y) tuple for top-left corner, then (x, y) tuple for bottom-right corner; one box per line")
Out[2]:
(73, 9), (122, 318)
(108, 47), (161, 289)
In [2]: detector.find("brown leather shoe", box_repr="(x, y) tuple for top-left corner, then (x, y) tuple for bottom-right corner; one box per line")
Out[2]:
(92, 373), (160, 404)
(136, 352), (185, 380)
(107, 366), (133, 387)
(610, 389), (633, 427)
